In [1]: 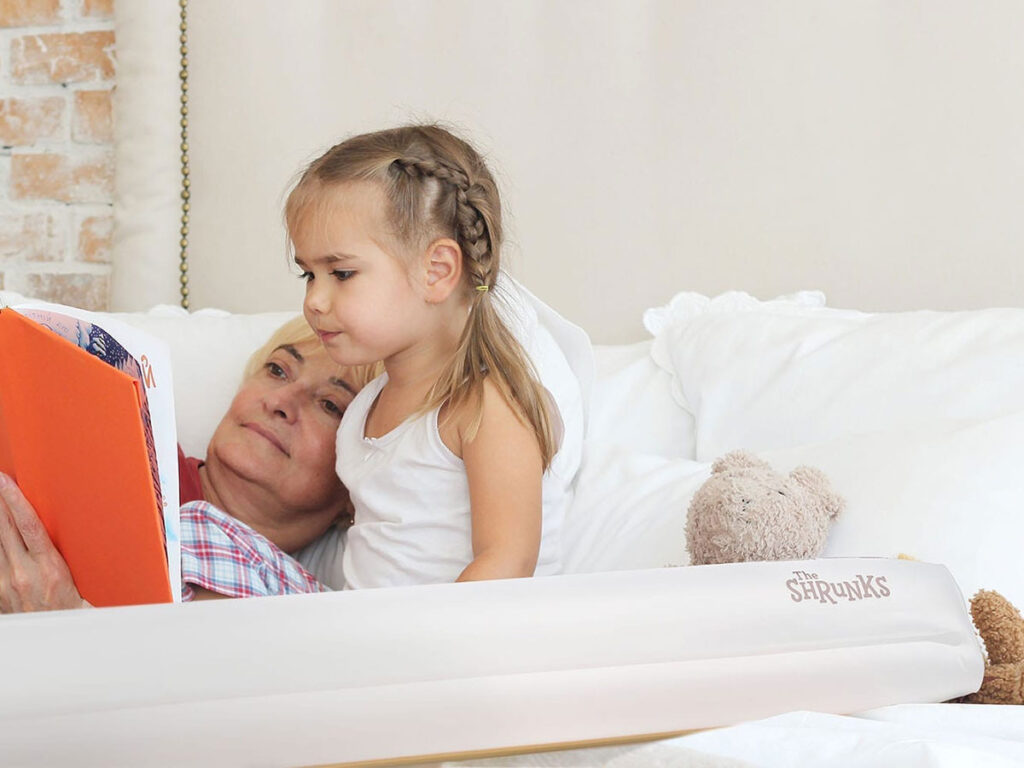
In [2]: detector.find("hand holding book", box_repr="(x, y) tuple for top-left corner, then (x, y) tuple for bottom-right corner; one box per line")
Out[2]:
(0, 305), (179, 607)
(0, 472), (90, 612)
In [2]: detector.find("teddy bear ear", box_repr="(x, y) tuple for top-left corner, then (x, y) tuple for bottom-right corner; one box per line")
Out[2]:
(711, 451), (771, 474)
(970, 589), (1024, 665)
(790, 465), (846, 520)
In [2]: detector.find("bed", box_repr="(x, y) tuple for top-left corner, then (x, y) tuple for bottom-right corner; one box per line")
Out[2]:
(2, 1), (1024, 765)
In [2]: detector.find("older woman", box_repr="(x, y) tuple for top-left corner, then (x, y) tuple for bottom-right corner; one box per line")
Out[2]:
(0, 316), (378, 610)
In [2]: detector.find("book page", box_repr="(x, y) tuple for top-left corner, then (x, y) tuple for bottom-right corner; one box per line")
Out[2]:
(13, 301), (182, 602)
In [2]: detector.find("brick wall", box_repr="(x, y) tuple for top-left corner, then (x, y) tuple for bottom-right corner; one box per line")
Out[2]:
(0, 0), (115, 310)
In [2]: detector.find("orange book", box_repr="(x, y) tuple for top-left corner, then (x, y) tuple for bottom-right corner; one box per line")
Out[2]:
(0, 308), (173, 607)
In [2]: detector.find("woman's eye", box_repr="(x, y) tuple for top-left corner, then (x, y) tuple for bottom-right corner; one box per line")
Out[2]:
(265, 362), (286, 379)
(332, 270), (355, 282)
(297, 271), (313, 283)
(321, 399), (344, 417)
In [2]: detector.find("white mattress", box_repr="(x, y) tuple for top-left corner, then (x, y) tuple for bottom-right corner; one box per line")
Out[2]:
(0, 558), (982, 767)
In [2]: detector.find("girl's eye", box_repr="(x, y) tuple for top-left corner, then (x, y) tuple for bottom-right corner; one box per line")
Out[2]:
(265, 362), (286, 379)
(332, 270), (355, 282)
(321, 399), (344, 418)
(297, 271), (313, 283)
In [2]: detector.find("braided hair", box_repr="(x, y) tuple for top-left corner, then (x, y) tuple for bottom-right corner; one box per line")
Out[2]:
(390, 156), (495, 291)
(285, 125), (556, 468)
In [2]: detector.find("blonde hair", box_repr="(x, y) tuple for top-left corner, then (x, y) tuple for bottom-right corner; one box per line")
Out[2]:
(285, 124), (556, 469)
(244, 314), (381, 390)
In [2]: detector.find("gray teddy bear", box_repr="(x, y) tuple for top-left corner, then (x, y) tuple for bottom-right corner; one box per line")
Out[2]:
(686, 451), (845, 565)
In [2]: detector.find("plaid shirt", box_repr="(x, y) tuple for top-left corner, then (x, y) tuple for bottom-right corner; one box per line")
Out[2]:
(180, 501), (329, 601)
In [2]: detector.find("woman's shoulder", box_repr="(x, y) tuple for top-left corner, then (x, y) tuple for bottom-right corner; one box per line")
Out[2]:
(179, 501), (327, 599)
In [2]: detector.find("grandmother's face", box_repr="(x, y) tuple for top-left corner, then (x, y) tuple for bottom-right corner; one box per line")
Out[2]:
(208, 340), (357, 516)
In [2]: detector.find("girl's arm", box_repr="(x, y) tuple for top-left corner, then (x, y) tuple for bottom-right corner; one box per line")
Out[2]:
(456, 381), (544, 582)
(0, 473), (91, 612)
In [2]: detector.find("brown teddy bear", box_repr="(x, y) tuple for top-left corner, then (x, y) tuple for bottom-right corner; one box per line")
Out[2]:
(963, 589), (1024, 704)
(686, 451), (845, 565)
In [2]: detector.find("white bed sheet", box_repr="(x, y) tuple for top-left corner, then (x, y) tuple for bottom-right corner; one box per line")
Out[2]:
(444, 704), (1024, 767)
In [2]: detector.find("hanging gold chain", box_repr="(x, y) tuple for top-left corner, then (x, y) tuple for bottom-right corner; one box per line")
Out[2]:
(178, 0), (190, 309)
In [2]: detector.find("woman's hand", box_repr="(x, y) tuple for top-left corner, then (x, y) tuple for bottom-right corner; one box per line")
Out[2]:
(0, 473), (89, 612)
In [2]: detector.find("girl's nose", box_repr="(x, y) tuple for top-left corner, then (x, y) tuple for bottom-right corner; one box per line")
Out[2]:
(304, 278), (330, 316)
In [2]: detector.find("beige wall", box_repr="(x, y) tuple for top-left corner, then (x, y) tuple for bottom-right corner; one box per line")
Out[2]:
(0, 0), (115, 310)
(171, 1), (1024, 344)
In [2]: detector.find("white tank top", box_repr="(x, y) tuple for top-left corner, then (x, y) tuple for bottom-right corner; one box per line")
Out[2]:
(337, 373), (566, 588)
(334, 273), (589, 590)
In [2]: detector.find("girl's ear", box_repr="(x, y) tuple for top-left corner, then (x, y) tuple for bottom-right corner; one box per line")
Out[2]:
(421, 238), (463, 303)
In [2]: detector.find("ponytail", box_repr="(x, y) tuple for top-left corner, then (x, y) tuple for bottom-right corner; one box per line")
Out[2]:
(427, 286), (557, 470)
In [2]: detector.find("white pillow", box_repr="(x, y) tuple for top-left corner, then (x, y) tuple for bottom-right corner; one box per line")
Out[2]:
(498, 274), (590, 498)
(761, 410), (1024, 608)
(589, 341), (696, 459)
(562, 442), (710, 573)
(654, 305), (1024, 460)
(642, 288), (828, 337)
(644, 290), (831, 426)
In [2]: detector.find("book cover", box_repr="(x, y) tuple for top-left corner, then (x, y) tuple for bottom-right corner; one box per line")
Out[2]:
(10, 300), (183, 596)
(0, 307), (175, 607)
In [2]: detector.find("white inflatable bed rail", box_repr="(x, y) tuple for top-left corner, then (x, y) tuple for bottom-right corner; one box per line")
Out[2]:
(0, 558), (982, 766)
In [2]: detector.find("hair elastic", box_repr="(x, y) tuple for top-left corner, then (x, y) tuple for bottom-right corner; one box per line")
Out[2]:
(475, 284), (489, 292)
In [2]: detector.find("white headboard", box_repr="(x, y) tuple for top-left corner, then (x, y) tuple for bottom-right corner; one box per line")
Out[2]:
(114, 1), (1024, 344)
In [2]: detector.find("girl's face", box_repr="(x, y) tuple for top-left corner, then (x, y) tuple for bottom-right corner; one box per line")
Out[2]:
(293, 183), (431, 367)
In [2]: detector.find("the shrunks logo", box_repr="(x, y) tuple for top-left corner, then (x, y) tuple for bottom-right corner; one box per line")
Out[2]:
(787, 570), (891, 604)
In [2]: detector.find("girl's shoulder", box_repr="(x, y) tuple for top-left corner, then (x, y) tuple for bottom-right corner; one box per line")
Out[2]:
(440, 377), (539, 460)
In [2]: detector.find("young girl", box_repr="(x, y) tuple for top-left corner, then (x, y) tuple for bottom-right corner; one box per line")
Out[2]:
(286, 124), (584, 589)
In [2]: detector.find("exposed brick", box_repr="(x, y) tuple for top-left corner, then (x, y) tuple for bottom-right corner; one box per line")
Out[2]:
(0, 8), (117, 307)
(0, 0), (60, 27)
(81, 0), (113, 19)
(19, 271), (110, 310)
(10, 153), (64, 200)
(11, 150), (113, 203)
(0, 96), (65, 146)
(11, 30), (116, 85)
(70, 151), (114, 202)
(77, 213), (112, 262)
(72, 89), (112, 143)
(0, 212), (66, 262)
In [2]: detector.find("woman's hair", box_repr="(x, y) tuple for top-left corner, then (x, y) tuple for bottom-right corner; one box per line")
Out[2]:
(284, 124), (556, 468)
(243, 314), (381, 389)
